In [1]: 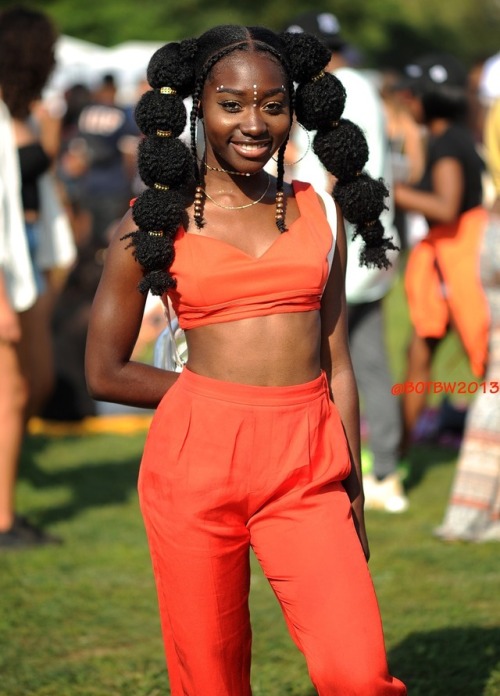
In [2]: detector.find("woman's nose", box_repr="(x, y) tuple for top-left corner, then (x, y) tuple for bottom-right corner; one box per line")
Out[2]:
(240, 107), (267, 135)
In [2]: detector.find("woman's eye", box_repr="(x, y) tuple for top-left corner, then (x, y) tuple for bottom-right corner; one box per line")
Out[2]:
(220, 101), (242, 112)
(264, 101), (286, 114)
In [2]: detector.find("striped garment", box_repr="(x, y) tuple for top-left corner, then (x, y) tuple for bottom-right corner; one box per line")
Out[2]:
(435, 214), (500, 541)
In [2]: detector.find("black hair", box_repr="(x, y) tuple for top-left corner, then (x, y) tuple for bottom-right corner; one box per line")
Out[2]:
(418, 87), (469, 122)
(0, 6), (57, 120)
(126, 24), (395, 296)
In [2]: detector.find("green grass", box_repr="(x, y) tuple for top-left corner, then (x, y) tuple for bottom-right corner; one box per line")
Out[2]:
(1, 274), (499, 695)
(2, 435), (499, 695)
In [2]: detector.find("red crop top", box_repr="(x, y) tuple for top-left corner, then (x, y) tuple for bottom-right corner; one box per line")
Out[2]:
(164, 180), (336, 330)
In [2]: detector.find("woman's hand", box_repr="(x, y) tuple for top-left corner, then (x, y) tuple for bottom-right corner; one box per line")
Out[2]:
(351, 497), (370, 561)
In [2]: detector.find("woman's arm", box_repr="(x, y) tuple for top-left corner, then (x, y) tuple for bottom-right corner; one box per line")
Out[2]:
(85, 210), (179, 408)
(31, 101), (61, 161)
(394, 157), (464, 224)
(320, 207), (369, 560)
(0, 270), (21, 343)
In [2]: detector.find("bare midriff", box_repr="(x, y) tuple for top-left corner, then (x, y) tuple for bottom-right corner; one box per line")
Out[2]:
(185, 310), (322, 386)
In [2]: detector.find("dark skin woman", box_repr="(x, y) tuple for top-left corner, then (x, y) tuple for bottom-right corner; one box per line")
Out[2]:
(86, 25), (405, 695)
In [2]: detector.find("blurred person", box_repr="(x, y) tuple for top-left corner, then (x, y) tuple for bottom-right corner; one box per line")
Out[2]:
(43, 74), (141, 421)
(58, 82), (93, 228)
(42, 73), (140, 420)
(380, 70), (425, 187)
(394, 53), (488, 456)
(435, 95), (500, 542)
(284, 12), (407, 513)
(76, 72), (139, 250)
(0, 5), (74, 548)
(379, 69), (427, 250)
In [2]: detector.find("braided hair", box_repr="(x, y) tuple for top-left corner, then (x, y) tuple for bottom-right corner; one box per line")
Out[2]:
(127, 25), (395, 296)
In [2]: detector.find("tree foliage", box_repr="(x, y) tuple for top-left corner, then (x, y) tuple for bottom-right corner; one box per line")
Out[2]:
(6, 0), (500, 69)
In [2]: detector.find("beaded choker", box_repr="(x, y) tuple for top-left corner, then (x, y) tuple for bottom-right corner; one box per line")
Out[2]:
(200, 158), (252, 177)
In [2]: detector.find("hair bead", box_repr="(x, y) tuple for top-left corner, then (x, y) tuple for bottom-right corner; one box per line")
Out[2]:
(154, 183), (170, 191)
(193, 185), (205, 227)
(311, 70), (326, 82)
(160, 86), (177, 95)
(156, 129), (173, 137)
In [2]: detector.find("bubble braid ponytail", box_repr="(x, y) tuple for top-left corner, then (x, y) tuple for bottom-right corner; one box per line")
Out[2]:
(123, 39), (198, 295)
(280, 31), (397, 269)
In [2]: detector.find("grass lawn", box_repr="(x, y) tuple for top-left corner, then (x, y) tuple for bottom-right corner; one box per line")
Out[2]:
(2, 434), (499, 695)
(1, 274), (499, 695)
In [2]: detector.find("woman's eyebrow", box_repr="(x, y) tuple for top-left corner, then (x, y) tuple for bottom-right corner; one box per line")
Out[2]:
(215, 86), (286, 96)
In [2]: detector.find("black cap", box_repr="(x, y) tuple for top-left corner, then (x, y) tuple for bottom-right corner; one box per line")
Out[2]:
(399, 53), (468, 92)
(284, 11), (346, 52)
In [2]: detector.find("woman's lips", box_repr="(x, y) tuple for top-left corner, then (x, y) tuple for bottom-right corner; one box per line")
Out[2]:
(230, 140), (272, 159)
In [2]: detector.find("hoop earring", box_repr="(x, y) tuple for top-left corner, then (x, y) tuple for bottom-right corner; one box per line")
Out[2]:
(273, 122), (311, 166)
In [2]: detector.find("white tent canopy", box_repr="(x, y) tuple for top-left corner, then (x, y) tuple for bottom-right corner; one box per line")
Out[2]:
(45, 35), (163, 106)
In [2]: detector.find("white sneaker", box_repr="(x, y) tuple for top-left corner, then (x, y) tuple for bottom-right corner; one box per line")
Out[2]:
(363, 472), (409, 513)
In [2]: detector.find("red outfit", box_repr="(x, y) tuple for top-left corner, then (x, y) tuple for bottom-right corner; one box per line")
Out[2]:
(139, 182), (407, 695)
(405, 206), (489, 377)
(165, 180), (335, 329)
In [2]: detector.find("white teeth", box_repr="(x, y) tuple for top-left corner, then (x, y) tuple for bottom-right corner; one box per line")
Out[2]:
(238, 143), (266, 150)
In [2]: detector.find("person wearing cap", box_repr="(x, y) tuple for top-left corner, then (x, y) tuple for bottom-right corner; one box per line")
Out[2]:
(284, 11), (407, 513)
(394, 53), (488, 456)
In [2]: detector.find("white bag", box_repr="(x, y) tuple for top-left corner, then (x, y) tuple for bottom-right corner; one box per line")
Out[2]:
(153, 308), (187, 372)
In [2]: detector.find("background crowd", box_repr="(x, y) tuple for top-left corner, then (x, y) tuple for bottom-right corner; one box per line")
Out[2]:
(0, 5), (499, 549)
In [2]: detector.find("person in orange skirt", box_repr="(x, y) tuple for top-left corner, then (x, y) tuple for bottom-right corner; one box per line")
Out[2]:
(394, 53), (488, 454)
(85, 25), (406, 695)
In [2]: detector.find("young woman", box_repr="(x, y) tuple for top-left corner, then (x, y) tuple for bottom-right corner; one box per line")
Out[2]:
(86, 25), (406, 695)
(394, 53), (487, 454)
(0, 6), (73, 548)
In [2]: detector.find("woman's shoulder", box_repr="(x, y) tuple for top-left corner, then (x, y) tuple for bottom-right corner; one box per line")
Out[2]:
(292, 179), (337, 217)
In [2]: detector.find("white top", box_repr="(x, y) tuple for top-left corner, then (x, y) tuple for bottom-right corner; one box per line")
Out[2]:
(291, 66), (400, 304)
(0, 100), (76, 312)
(0, 99), (37, 312)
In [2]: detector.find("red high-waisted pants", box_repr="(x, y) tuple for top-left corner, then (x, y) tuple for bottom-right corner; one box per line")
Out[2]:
(138, 368), (407, 696)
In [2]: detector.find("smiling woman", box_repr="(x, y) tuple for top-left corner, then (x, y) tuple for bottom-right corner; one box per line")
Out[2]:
(84, 23), (405, 696)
